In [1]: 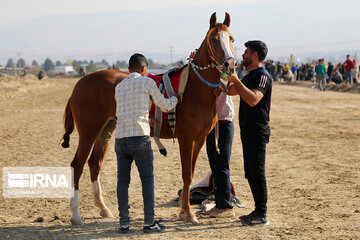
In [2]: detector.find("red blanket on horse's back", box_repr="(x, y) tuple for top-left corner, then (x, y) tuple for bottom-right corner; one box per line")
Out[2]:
(147, 69), (182, 119)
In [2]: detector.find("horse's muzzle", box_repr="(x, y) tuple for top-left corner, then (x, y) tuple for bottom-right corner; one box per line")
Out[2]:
(224, 58), (237, 75)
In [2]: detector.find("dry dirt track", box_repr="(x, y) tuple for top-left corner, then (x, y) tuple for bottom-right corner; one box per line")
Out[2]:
(0, 76), (359, 240)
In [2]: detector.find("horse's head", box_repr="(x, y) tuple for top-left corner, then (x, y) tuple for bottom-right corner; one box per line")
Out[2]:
(206, 12), (236, 76)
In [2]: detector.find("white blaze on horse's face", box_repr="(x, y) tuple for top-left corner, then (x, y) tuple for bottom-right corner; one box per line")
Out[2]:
(219, 30), (236, 71)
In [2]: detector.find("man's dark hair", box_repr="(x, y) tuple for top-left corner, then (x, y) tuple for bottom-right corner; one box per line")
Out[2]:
(346, 54), (350, 58)
(129, 53), (148, 71)
(245, 40), (268, 62)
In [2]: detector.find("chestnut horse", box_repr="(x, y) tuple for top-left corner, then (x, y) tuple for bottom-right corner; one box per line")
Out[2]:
(62, 12), (236, 225)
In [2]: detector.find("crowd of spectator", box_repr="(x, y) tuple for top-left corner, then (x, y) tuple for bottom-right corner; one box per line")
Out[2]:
(236, 55), (359, 90)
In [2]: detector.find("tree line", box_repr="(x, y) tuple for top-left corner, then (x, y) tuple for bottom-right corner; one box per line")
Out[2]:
(3, 57), (180, 74)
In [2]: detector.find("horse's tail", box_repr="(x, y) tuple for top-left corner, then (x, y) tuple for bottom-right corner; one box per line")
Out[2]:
(61, 99), (74, 148)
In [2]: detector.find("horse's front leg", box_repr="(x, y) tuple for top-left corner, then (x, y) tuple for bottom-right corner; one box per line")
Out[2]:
(178, 139), (199, 224)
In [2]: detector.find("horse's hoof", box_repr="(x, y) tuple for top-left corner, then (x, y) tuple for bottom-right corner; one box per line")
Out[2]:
(100, 208), (113, 218)
(189, 215), (199, 225)
(179, 211), (199, 224)
(70, 217), (84, 225)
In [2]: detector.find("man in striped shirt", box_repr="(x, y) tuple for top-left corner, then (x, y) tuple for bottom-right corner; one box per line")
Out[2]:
(115, 53), (178, 233)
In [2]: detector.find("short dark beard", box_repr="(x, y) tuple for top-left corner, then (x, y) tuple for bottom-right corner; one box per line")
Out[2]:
(243, 58), (252, 67)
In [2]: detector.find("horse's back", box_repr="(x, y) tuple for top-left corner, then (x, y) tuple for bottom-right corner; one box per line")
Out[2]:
(72, 70), (128, 96)
(70, 70), (129, 127)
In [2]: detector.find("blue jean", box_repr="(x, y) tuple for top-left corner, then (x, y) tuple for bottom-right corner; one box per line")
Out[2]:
(316, 74), (326, 91)
(206, 121), (234, 209)
(115, 136), (154, 226)
(345, 70), (353, 84)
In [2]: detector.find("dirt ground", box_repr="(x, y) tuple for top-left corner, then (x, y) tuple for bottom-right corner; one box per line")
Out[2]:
(0, 76), (359, 240)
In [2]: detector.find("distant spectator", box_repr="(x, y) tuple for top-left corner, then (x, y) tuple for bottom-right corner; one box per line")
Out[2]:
(265, 60), (271, 74)
(315, 59), (327, 91)
(331, 63), (343, 84)
(282, 64), (293, 81)
(307, 64), (315, 81)
(291, 63), (298, 80)
(236, 61), (247, 79)
(353, 59), (358, 84)
(38, 69), (45, 80)
(275, 62), (283, 81)
(79, 67), (86, 77)
(299, 64), (306, 80)
(178, 60), (184, 68)
(327, 62), (334, 84)
(344, 55), (355, 84)
(269, 60), (276, 79)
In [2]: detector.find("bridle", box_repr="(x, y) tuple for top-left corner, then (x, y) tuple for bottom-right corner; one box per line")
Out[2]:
(189, 26), (236, 88)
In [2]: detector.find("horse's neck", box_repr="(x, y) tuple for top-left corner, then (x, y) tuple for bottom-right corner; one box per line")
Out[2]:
(193, 42), (220, 84)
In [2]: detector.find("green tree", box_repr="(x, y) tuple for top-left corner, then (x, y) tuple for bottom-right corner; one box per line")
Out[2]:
(148, 58), (155, 68)
(101, 59), (109, 67)
(72, 60), (80, 67)
(55, 60), (62, 66)
(86, 62), (97, 73)
(116, 60), (128, 69)
(16, 58), (26, 68)
(43, 58), (55, 72)
(6, 58), (14, 68)
(32, 60), (39, 67)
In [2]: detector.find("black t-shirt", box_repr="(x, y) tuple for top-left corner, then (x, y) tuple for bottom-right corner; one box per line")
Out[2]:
(239, 67), (272, 136)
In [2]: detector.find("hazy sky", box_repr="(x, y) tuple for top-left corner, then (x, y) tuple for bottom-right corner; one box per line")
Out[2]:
(1, 0), (359, 64)
(1, 0), (274, 25)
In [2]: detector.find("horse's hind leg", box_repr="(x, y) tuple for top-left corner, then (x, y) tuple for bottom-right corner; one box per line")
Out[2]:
(70, 137), (95, 225)
(88, 120), (116, 219)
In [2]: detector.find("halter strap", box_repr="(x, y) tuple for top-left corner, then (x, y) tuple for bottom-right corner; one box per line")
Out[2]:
(206, 27), (221, 66)
(190, 61), (220, 88)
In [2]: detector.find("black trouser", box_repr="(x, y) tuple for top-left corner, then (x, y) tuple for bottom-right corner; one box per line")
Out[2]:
(206, 121), (234, 209)
(241, 131), (269, 215)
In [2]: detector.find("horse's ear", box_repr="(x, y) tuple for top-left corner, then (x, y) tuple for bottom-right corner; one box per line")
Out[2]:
(223, 12), (230, 27)
(209, 12), (216, 29)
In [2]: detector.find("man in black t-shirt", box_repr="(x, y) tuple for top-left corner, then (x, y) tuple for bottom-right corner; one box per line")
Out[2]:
(225, 40), (272, 226)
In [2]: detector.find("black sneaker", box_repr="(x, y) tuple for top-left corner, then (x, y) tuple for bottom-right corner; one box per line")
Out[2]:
(239, 210), (257, 221)
(118, 225), (129, 234)
(143, 221), (166, 233)
(241, 213), (269, 226)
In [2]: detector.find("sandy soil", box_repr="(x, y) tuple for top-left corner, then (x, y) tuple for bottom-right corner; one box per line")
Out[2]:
(0, 76), (359, 239)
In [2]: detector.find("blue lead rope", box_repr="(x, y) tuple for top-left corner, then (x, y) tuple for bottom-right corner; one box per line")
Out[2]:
(190, 63), (221, 88)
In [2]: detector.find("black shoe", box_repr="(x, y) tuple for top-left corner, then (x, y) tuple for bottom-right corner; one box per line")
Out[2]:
(143, 221), (166, 233)
(118, 225), (129, 234)
(241, 213), (269, 226)
(239, 210), (257, 221)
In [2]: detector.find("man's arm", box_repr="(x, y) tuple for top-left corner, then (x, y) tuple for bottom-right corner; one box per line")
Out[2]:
(226, 74), (264, 107)
(148, 79), (178, 112)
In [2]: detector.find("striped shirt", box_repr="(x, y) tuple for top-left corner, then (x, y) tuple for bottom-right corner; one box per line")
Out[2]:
(115, 72), (178, 139)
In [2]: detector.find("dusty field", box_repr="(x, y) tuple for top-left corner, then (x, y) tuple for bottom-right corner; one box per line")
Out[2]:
(0, 76), (359, 239)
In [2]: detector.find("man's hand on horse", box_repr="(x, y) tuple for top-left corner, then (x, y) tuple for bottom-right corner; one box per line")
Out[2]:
(214, 86), (224, 96)
(187, 51), (195, 60)
(226, 73), (241, 84)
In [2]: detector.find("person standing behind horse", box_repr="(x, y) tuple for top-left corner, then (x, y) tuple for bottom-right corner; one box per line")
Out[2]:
(225, 40), (272, 226)
(114, 53), (178, 233)
(204, 91), (235, 218)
